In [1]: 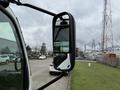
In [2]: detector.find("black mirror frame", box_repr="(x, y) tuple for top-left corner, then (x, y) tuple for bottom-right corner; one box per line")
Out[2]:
(52, 12), (76, 71)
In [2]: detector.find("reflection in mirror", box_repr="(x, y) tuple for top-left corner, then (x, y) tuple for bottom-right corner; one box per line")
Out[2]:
(53, 15), (70, 53)
(53, 53), (67, 68)
(0, 11), (23, 90)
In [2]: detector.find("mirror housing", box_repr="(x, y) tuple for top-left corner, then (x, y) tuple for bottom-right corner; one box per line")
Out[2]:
(0, 0), (9, 8)
(52, 12), (75, 71)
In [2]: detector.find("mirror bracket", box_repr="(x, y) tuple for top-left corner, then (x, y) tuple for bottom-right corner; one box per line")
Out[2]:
(0, 0), (57, 16)
(37, 72), (66, 90)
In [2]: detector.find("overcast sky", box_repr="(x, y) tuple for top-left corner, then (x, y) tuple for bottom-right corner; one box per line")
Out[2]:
(10, 0), (120, 50)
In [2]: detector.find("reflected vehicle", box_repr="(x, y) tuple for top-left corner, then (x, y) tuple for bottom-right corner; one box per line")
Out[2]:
(0, 55), (9, 63)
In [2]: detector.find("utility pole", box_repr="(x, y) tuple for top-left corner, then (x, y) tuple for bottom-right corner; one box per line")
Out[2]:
(102, 0), (113, 53)
(92, 39), (96, 52)
(84, 44), (86, 52)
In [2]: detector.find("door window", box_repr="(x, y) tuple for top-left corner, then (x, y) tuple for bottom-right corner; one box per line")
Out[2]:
(0, 10), (23, 90)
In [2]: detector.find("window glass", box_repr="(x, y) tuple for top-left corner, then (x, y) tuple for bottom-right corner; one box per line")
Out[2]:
(0, 10), (23, 90)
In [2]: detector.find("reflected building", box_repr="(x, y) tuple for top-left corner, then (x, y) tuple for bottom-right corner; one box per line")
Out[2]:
(0, 38), (18, 54)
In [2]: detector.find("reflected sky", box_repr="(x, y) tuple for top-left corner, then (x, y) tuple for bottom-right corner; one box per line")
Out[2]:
(0, 22), (16, 41)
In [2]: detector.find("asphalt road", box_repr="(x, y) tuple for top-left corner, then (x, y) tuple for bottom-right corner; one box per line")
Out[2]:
(29, 58), (70, 90)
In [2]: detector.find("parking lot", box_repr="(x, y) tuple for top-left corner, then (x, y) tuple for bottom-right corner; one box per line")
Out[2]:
(29, 58), (70, 90)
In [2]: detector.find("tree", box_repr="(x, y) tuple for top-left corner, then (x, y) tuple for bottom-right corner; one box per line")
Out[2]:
(40, 43), (47, 55)
(26, 45), (32, 54)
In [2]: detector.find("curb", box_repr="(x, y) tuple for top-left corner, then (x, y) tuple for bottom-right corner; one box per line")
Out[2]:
(67, 72), (72, 90)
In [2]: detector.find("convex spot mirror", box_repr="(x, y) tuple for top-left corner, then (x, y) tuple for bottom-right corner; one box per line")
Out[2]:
(53, 12), (75, 71)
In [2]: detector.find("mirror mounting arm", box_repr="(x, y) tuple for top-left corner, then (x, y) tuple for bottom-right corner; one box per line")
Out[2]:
(10, 0), (56, 16)
(37, 72), (65, 90)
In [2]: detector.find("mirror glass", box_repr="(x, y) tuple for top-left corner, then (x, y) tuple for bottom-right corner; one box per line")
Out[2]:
(0, 11), (23, 90)
(53, 15), (70, 53)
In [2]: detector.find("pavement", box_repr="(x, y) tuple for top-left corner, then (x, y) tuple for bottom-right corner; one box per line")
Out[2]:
(29, 58), (70, 90)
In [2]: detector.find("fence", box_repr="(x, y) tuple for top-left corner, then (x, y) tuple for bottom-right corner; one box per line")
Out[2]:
(97, 53), (120, 67)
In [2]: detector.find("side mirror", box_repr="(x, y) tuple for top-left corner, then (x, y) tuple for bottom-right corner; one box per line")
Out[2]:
(53, 12), (76, 71)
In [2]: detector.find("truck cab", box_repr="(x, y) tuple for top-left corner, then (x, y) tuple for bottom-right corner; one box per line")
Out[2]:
(0, 6), (31, 90)
(0, 0), (75, 89)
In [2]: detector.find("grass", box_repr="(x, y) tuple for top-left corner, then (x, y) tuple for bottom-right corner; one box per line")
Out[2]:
(71, 61), (120, 90)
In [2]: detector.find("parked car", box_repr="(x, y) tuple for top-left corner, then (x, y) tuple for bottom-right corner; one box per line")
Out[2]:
(49, 63), (68, 76)
(76, 56), (85, 60)
(29, 54), (40, 59)
(9, 55), (17, 62)
(39, 55), (47, 60)
(0, 55), (10, 63)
